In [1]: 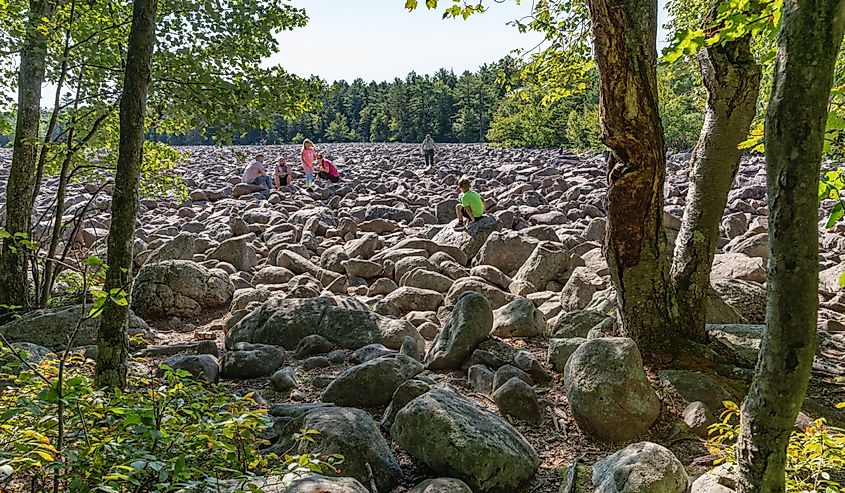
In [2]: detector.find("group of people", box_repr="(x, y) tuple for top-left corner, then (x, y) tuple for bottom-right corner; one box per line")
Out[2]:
(241, 138), (341, 192)
(240, 134), (485, 226)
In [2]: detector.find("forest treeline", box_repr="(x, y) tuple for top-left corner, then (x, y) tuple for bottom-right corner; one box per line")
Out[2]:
(155, 56), (705, 151)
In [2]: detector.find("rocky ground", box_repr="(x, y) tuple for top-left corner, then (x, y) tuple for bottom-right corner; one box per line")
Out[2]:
(1, 143), (844, 493)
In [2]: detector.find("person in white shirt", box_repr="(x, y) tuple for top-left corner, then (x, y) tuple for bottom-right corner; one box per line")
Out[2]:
(421, 134), (435, 166)
(242, 154), (273, 190)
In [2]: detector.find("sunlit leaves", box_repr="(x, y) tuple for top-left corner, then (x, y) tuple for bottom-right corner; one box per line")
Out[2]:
(820, 168), (845, 230)
(662, 0), (782, 64)
(0, 352), (346, 491)
(662, 28), (706, 63)
(706, 401), (845, 492)
(737, 123), (765, 153)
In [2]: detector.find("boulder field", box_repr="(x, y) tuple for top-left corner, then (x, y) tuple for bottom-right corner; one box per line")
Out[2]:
(2, 143), (844, 492)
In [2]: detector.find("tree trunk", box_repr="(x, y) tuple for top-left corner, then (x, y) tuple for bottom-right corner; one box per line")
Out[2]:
(736, 0), (845, 490)
(95, 0), (157, 390)
(0, 0), (54, 310)
(670, 5), (761, 342)
(586, 0), (676, 353)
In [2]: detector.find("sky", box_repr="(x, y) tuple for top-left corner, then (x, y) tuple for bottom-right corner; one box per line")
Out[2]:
(268, 0), (672, 83)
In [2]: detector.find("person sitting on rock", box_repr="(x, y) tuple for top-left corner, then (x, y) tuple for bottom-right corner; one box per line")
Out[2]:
(274, 155), (292, 188)
(242, 153), (273, 190)
(316, 153), (341, 184)
(455, 176), (485, 228)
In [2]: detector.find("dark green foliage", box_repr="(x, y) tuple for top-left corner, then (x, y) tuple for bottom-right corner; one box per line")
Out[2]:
(0, 348), (343, 492)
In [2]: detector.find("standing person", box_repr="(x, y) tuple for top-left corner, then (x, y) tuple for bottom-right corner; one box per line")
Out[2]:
(242, 153), (273, 190)
(421, 133), (435, 166)
(301, 138), (316, 189)
(274, 156), (291, 188)
(455, 176), (485, 228)
(316, 153), (341, 183)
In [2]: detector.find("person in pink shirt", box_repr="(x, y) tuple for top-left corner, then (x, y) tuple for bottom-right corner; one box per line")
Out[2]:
(316, 153), (341, 183)
(301, 138), (316, 189)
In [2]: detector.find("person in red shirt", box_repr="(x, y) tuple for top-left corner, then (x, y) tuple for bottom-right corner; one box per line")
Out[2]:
(316, 153), (341, 183)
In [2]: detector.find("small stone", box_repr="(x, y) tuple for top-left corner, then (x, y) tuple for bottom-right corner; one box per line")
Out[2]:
(271, 367), (297, 391)
(468, 364), (494, 394)
(400, 335), (422, 361)
(301, 356), (332, 371)
(196, 340), (219, 357)
(493, 377), (544, 425)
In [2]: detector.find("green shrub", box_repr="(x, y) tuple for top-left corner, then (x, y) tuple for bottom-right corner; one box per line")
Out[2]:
(0, 346), (341, 492)
(707, 401), (845, 492)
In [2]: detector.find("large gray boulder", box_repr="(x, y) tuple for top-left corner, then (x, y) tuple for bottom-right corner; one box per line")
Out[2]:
(159, 354), (219, 383)
(491, 297), (546, 338)
(690, 464), (738, 493)
(712, 279), (766, 324)
(226, 296), (424, 353)
(592, 442), (688, 493)
(432, 214), (502, 259)
(132, 260), (234, 319)
(220, 342), (284, 379)
(657, 370), (738, 411)
(509, 241), (574, 295)
(492, 377), (544, 425)
(564, 338), (660, 442)
(207, 234), (258, 272)
(145, 232), (195, 264)
(474, 231), (541, 275)
(547, 337), (587, 372)
(710, 253), (766, 283)
(0, 305), (152, 350)
(401, 268), (454, 293)
(374, 287), (444, 317)
(426, 291), (492, 370)
(282, 475), (369, 493)
(321, 354), (424, 408)
(391, 385), (539, 493)
(275, 406), (402, 493)
(550, 310), (609, 338)
(445, 276), (517, 309)
(409, 478), (473, 493)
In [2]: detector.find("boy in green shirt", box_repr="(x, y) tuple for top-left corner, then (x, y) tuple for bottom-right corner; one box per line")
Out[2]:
(455, 176), (485, 228)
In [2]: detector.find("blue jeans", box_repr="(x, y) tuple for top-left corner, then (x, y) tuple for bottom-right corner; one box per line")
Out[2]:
(251, 175), (273, 189)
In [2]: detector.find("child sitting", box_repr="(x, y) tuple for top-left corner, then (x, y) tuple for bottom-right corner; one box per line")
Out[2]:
(455, 176), (485, 227)
(316, 153), (341, 183)
(274, 156), (291, 188)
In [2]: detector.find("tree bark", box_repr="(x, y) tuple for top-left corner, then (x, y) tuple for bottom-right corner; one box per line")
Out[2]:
(0, 0), (54, 310)
(586, 0), (676, 353)
(95, 0), (157, 390)
(736, 0), (845, 490)
(670, 5), (761, 342)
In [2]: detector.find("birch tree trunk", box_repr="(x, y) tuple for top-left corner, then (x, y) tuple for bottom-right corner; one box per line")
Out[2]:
(671, 4), (761, 342)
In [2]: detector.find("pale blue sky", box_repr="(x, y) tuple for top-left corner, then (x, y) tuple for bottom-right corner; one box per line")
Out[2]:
(269, 0), (672, 83)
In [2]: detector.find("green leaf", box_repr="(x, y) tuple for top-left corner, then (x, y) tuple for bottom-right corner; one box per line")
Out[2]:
(838, 271), (845, 288)
(404, 0), (418, 10)
(825, 202), (844, 229)
(84, 256), (105, 268)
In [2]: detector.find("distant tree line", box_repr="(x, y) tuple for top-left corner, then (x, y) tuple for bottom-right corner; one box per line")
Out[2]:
(2, 56), (704, 151)
(154, 57), (705, 151)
